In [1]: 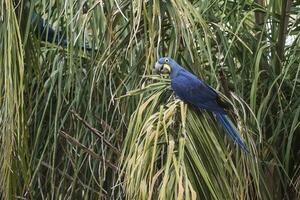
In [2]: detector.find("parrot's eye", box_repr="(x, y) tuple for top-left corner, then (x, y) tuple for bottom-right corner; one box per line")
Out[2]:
(165, 58), (169, 63)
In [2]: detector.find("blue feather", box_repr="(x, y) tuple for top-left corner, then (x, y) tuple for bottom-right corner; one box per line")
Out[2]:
(214, 113), (250, 153)
(156, 57), (250, 154)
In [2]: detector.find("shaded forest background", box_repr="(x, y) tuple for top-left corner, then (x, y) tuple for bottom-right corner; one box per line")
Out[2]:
(0, 0), (299, 199)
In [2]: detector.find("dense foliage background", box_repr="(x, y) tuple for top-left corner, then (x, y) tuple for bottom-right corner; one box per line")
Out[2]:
(0, 0), (299, 199)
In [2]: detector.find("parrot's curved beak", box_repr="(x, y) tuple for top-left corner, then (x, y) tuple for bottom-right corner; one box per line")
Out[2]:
(155, 62), (171, 74)
(154, 62), (162, 74)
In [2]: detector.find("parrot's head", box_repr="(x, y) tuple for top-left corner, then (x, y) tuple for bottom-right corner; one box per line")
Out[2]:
(154, 57), (173, 74)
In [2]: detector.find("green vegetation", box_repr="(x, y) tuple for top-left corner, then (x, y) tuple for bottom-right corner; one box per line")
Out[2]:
(0, 0), (299, 199)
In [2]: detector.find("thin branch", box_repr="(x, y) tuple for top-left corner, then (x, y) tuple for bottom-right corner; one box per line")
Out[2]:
(94, 115), (116, 134)
(59, 130), (119, 171)
(39, 160), (107, 196)
(70, 110), (121, 156)
(218, 69), (231, 99)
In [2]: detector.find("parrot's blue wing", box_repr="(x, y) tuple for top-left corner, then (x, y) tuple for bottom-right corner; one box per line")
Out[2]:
(171, 69), (226, 113)
(170, 67), (249, 153)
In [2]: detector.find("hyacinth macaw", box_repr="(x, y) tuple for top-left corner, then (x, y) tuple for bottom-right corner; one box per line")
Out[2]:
(31, 10), (93, 51)
(155, 57), (249, 153)
(31, 10), (68, 46)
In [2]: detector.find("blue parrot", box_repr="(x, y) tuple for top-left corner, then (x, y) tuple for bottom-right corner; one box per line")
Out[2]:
(155, 57), (249, 153)
(30, 10), (68, 46)
(31, 10), (94, 51)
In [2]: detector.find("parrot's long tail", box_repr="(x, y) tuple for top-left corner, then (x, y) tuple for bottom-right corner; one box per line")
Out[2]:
(214, 113), (250, 153)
